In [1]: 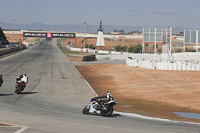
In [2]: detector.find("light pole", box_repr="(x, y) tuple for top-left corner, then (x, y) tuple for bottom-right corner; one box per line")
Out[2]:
(84, 22), (86, 48)
(12, 19), (14, 34)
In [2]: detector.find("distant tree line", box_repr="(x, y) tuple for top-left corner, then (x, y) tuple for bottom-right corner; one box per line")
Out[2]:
(113, 29), (125, 33)
(114, 44), (142, 53)
(84, 44), (96, 50)
(0, 27), (9, 45)
(112, 29), (141, 34)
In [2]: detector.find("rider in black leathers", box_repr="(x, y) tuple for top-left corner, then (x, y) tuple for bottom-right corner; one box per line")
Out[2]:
(93, 91), (114, 110)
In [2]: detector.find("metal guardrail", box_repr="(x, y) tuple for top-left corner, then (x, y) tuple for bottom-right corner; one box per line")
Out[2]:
(0, 46), (26, 56)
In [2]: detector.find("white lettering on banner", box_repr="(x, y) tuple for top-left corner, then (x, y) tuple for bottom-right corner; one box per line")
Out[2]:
(52, 33), (75, 38)
(24, 32), (46, 37)
(23, 32), (75, 38)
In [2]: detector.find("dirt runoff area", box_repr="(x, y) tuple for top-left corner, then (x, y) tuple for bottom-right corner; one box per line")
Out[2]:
(67, 55), (200, 123)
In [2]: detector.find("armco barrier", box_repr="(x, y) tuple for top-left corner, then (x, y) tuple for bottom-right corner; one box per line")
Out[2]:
(0, 46), (26, 56)
(0, 49), (11, 56)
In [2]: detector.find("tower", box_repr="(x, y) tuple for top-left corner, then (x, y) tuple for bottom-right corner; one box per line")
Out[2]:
(99, 20), (103, 31)
(96, 20), (105, 47)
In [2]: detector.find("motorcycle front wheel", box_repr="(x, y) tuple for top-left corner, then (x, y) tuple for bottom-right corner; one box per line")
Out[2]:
(82, 105), (90, 114)
(101, 105), (114, 117)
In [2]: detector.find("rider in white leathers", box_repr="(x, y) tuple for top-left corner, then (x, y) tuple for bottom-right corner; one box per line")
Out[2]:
(16, 72), (28, 89)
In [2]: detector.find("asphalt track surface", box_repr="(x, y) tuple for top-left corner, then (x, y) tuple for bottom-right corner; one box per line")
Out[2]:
(0, 39), (200, 133)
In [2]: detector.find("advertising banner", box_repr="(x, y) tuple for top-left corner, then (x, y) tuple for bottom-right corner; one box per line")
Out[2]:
(23, 32), (75, 38)
(23, 32), (47, 37)
(51, 33), (75, 38)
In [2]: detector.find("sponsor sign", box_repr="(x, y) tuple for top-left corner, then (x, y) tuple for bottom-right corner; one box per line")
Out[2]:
(23, 32), (47, 37)
(51, 33), (75, 38)
(23, 32), (75, 38)
(47, 33), (52, 38)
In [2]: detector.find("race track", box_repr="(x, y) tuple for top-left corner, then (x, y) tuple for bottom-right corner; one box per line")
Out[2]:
(0, 39), (199, 133)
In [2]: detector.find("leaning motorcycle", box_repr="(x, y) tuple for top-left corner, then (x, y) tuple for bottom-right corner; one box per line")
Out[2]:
(15, 81), (26, 94)
(82, 98), (118, 117)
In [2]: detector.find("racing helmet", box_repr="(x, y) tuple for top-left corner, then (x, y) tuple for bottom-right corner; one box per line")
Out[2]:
(105, 91), (111, 95)
(22, 72), (26, 75)
(105, 91), (113, 100)
(105, 91), (111, 97)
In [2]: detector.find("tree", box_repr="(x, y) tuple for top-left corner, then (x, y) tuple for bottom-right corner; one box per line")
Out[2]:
(89, 44), (96, 50)
(128, 44), (142, 53)
(133, 44), (142, 53)
(128, 46), (135, 53)
(0, 27), (9, 45)
(114, 45), (127, 52)
(119, 30), (124, 33)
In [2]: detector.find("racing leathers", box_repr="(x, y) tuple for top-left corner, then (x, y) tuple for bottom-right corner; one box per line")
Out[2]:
(16, 74), (28, 90)
(93, 92), (114, 110)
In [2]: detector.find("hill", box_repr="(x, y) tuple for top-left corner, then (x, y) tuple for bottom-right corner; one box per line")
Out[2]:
(0, 21), (187, 33)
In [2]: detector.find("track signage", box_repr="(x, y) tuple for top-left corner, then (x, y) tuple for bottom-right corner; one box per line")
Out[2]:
(23, 32), (77, 47)
(23, 32), (75, 38)
(51, 33), (75, 38)
(23, 32), (47, 37)
(47, 33), (52, 38)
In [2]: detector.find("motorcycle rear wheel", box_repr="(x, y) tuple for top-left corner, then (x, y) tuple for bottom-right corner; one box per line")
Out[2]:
(15, 86), (22, 94)
(101, 105), (114, 117)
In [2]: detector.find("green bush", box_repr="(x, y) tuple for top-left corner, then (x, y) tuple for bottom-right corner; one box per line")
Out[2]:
(114, 45), (127, 52)
(128, 44), (142, 53)
(84, 44), (96, 50)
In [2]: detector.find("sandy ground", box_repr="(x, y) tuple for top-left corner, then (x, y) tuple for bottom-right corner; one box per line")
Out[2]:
(67, 55), (200, 123)
(61, 37), (185, 52)
(62, 38), (142, 50)
(5, 34), (40, 44)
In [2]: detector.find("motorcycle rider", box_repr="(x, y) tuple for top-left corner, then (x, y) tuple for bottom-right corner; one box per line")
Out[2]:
(93, 91), (114, 110)
(16, 72), (28, 90)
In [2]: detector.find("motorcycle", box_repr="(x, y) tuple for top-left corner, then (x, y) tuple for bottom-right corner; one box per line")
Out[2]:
(15, 80), (26, 94)
(82, 98), (118, 117)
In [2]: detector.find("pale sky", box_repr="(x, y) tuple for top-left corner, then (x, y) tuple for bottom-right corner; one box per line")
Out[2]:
(0, 0), (200, 28)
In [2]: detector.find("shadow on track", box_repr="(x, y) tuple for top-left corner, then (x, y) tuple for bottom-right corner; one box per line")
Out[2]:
(111, 113), (121, 117)
(0, 94), (14, 96)
(83, 113), (121, 118)
(17, 92), (37, 95)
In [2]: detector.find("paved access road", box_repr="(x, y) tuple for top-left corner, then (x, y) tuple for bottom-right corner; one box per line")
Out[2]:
(0, 39), (199, 133)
